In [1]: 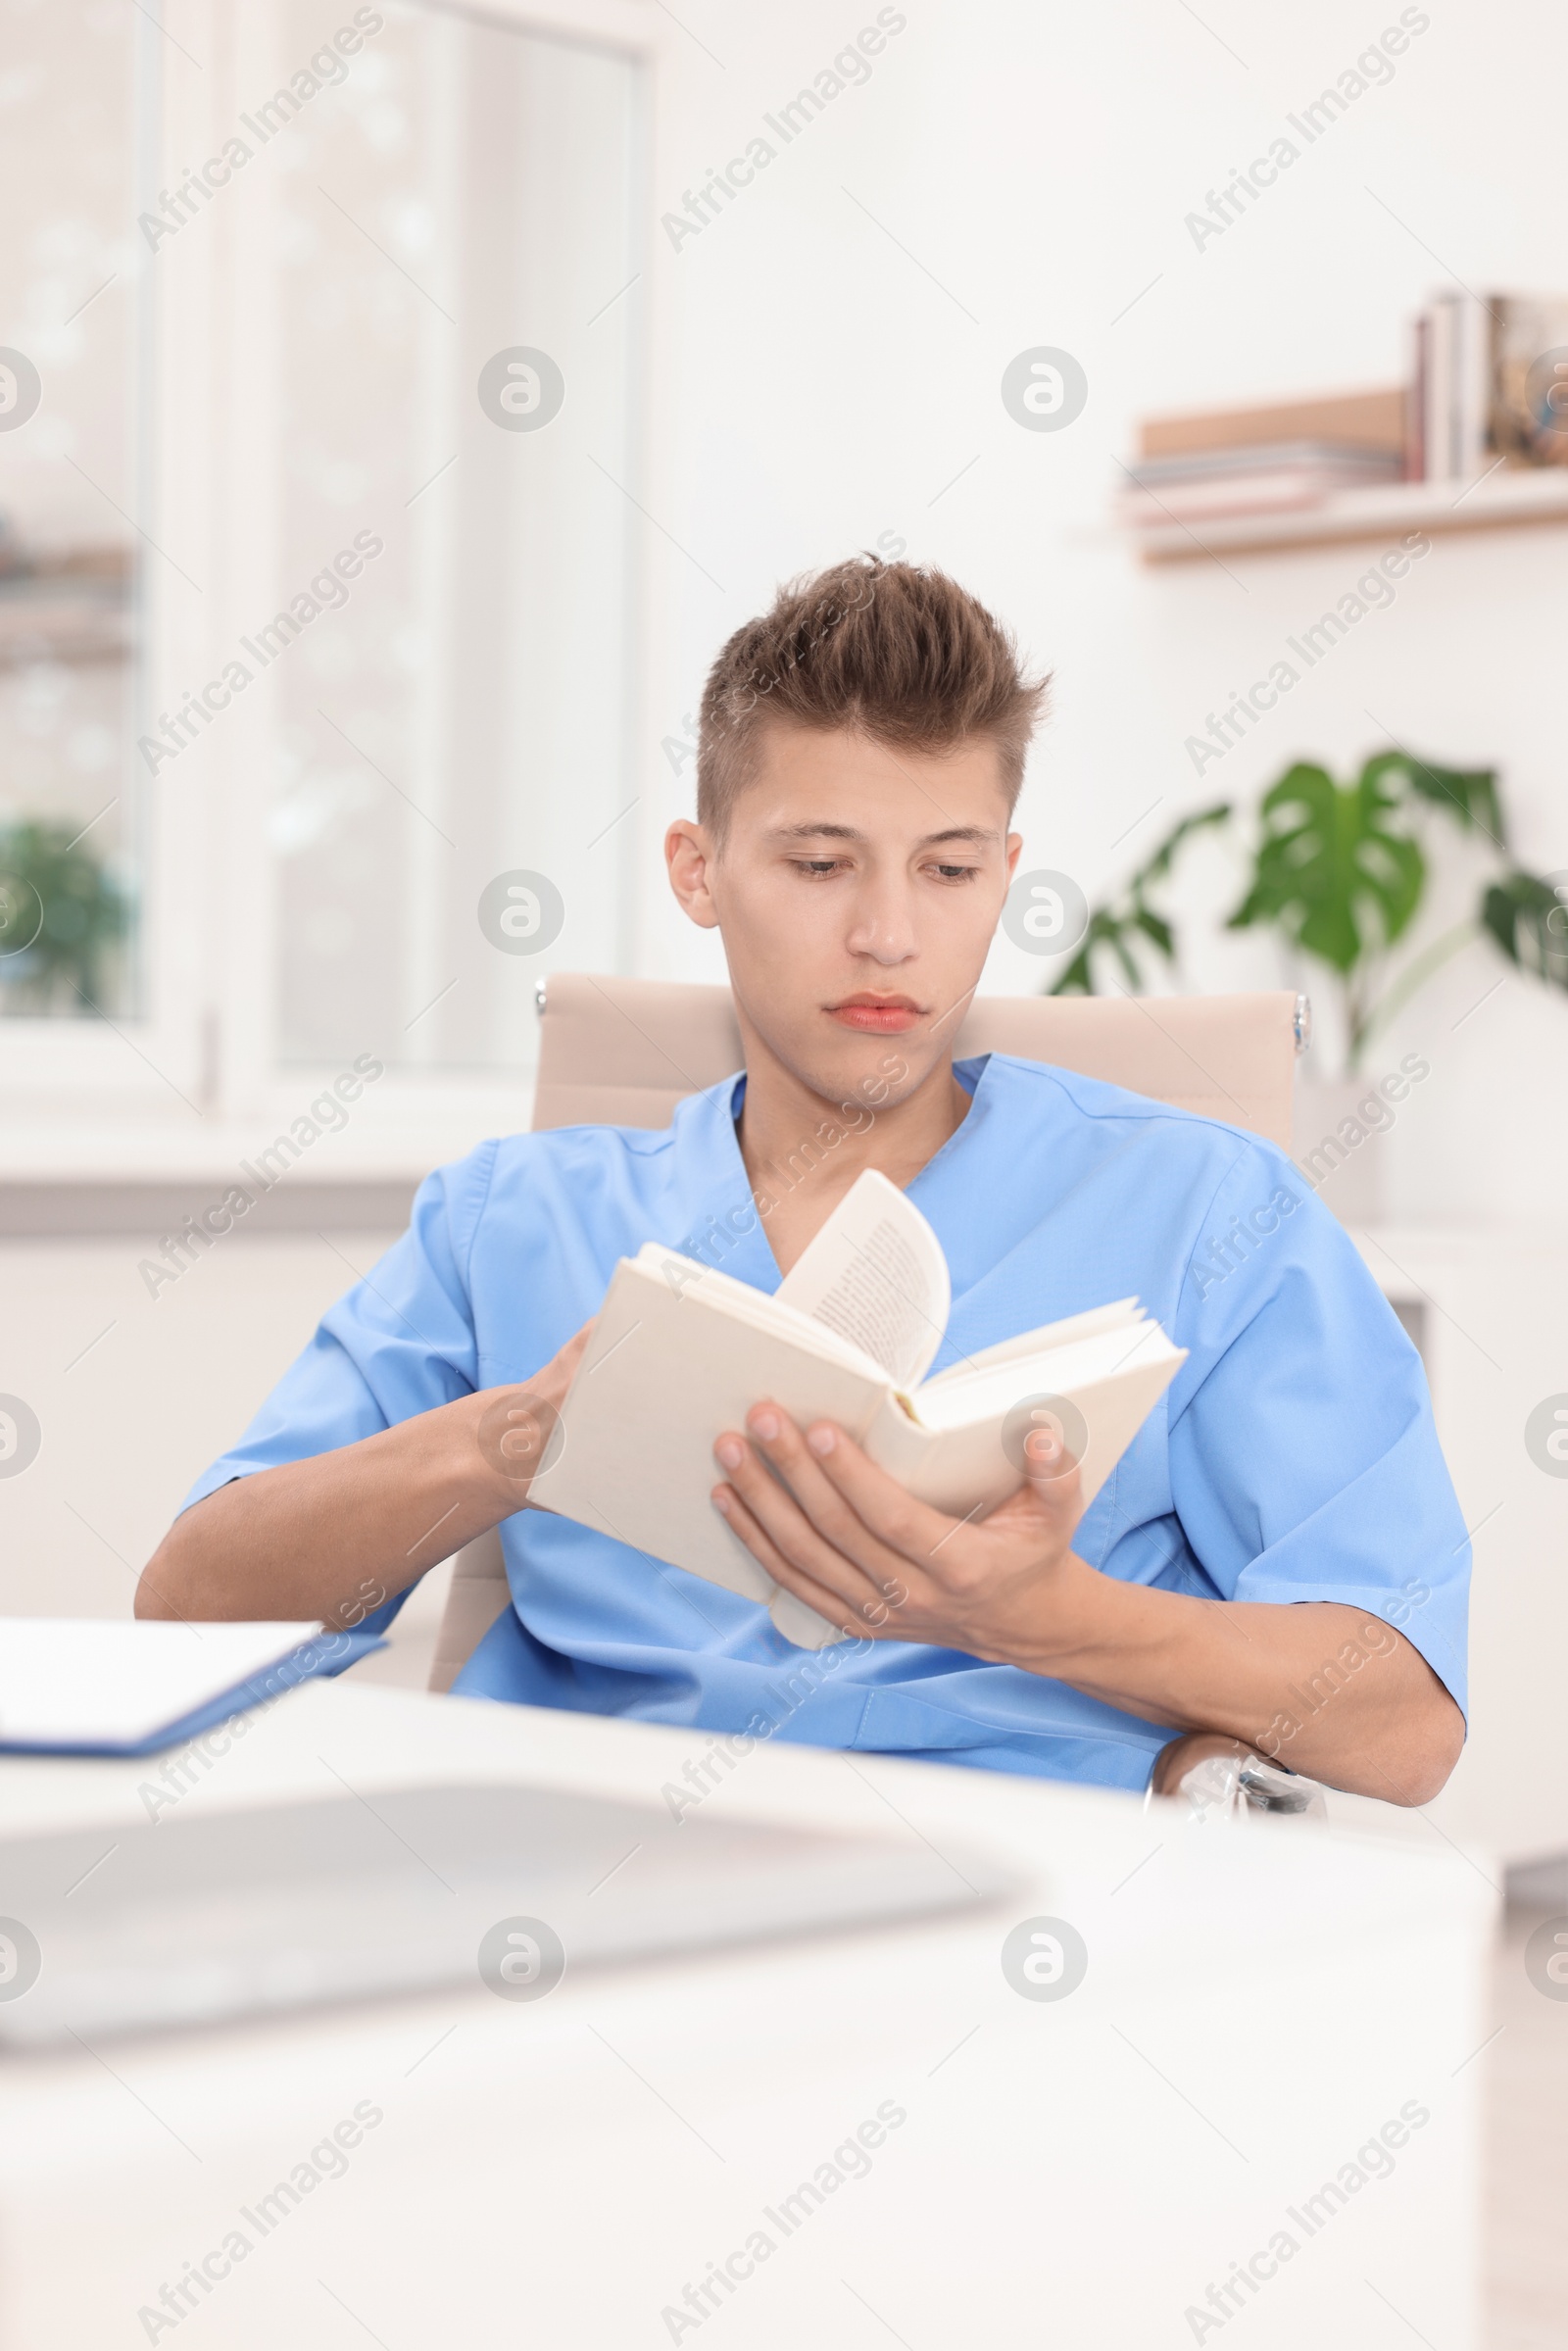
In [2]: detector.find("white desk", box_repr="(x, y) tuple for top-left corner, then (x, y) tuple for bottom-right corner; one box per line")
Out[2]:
(0, 1681), (1494, 2351)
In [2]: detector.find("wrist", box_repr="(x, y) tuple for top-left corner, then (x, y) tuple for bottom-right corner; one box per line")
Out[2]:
(457, 1380), (566, 1513)
(996, 1548), (1120, 1678)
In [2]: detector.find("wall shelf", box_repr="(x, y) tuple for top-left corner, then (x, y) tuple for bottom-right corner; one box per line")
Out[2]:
(1131, 465), (1568, 563)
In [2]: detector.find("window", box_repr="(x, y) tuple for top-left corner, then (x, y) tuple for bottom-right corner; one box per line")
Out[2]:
(0, 1), (145, 1027)
(263, 0), (643, 1070)
(1, 0), (650, 1139)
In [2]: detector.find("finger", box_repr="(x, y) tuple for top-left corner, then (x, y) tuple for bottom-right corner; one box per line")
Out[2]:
(736, 1407), (921, 1595)
(712, 1429), (898, 1616)
(710, 1477), (889, 1640)
(983, 1450), (1086, 1550)
(1019, 1427), (1086, 1530)
(1017, 1414), (1083, 1489)
(553, 1320), (595, 1380)
(785, 1414), (991, 1574)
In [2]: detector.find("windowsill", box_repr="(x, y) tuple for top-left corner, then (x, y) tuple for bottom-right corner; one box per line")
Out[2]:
(0, 1086), (541, 1231)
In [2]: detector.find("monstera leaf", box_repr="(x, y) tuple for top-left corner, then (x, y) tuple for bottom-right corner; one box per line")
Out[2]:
(1482, 868), (1568, 988)
(1362, 750), (1506, 847)
(1225, 759), (1425, 974)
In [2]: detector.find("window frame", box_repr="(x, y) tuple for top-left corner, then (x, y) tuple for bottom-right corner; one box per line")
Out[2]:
(0, 0), (666, 1175)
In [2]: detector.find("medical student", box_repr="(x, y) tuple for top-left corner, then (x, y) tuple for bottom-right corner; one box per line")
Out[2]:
(138, 558), (1467, 1801)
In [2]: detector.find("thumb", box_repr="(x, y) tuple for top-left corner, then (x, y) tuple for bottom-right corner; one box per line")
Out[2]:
(1019, 1423), (1085, 1530)
(554, 1318), (595, 1380)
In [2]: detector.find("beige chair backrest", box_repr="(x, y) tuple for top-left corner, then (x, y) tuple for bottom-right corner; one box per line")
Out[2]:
(427, 976), (1305, 1690)
(530, 972), (1302, 1146)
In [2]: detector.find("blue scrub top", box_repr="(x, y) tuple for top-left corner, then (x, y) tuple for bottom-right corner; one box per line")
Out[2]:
(184, 1055), (1469, 1792)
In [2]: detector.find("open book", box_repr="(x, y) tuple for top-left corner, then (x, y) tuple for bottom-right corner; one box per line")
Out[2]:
(539, 1170), (1186, 1649)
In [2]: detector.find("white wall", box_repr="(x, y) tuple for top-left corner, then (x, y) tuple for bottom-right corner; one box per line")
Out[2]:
(0, 1232), (398, 1615)
(0, 1225), (460, 1686)
(631, 0), (1568, 1229)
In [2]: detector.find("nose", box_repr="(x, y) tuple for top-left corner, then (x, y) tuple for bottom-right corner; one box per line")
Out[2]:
(843, 871), (918, 968)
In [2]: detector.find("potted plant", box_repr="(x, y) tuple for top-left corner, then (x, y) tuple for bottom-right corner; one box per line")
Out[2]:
(0, 820), (129, 1015)
(1051, 750), (1567, 1217)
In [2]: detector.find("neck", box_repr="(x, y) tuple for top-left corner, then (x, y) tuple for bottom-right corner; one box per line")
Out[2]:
(731, 1010), (971, 1273)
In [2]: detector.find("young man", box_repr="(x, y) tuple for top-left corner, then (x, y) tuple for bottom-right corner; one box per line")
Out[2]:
(139, 559), (1468, 1802)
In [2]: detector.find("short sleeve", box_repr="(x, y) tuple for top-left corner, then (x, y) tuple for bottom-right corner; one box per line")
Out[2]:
(176, 1145), (499, 1635)
(1167, 1144), (1469, 1720)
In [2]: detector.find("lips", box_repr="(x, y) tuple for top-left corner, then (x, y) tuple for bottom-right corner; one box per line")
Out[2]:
(826, 995), (924, 1033)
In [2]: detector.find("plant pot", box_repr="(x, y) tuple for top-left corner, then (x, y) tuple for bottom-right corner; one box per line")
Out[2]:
(1291, 1075), (1394, 1226)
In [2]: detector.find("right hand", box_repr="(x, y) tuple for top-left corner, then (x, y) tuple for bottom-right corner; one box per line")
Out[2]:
(470, 1321), (593, 1508)
(137, 1321), (596, 1630)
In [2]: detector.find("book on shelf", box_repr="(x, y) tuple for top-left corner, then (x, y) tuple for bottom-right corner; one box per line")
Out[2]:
(1118, 440), (1402, 527)
(536, 1169), (1186, 1650)
(1405, 315), (1428, 481)
(1415, 288), (1490, 481)
(1138, 388), (1405, 462)
(1122, 389), (1408, 528)
(1413, 288), (1568, 480)
(1455, 292), (1492, 481)
(1421, 290), (1457, 480)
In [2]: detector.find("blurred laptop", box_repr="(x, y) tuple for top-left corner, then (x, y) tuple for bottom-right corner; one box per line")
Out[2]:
(0, 1779), (1014, 2049)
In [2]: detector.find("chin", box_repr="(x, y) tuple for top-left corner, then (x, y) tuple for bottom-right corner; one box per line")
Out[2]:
(796, 1027), (938, 1114)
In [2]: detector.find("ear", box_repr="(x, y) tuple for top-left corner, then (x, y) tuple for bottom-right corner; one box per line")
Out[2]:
(1004, 831), (1023, 885)
(665, 820), (721, 931)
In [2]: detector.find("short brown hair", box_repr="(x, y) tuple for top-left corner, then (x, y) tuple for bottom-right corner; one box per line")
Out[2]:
(696, 556), (1049, 835)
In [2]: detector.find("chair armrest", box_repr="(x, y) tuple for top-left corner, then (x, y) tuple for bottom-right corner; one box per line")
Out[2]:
(427, 1526), (511, 1693)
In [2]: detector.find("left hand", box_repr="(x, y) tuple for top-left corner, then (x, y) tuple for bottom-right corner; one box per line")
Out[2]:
(711, 1402), (1090, 1664)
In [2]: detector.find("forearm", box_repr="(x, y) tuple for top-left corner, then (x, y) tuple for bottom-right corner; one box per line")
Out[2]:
(136, 1392), (523, 1629)
(1010, 1563), (1463, 1805)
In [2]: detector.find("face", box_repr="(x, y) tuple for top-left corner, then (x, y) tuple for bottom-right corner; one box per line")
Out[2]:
(665, 722), (1021, 1108)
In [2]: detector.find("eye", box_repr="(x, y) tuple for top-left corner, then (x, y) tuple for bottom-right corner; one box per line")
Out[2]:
(789, 857), (847, 878)
(931, 862), (980, 881)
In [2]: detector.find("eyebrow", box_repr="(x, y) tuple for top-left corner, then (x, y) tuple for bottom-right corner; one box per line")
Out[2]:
(766, 822), (1001, 846)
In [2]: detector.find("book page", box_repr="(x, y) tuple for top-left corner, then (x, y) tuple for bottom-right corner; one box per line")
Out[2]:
(774, 1168), (951, 1390)
(630, 1248), (897, 1388)
(908, 1317), (1184, 1435)
(918, 1298), (1143, 1389)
